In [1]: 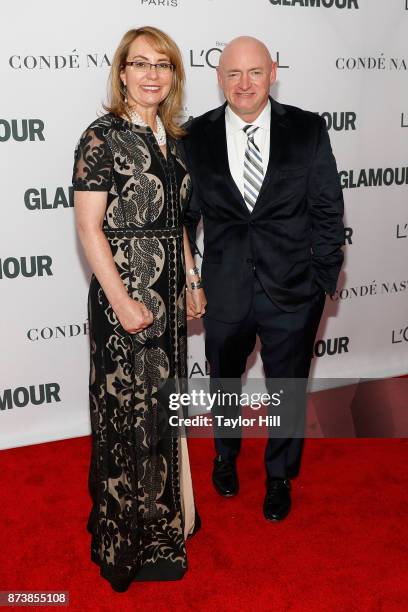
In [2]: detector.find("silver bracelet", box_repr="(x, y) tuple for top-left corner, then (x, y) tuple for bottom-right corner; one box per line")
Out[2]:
(190, 279), (203, 290)
(188, 266), (200, 276)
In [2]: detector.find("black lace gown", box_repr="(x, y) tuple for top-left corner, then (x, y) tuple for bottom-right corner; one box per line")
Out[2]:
(72, 113), (196, 591)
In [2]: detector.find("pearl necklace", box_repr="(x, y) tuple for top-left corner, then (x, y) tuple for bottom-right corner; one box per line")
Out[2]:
(128, 108), (167, 146)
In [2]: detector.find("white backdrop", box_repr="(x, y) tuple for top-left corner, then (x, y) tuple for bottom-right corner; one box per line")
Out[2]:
(1, 0), (407, 449)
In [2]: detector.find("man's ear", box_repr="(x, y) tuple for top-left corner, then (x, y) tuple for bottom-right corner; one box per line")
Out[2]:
(216, 66), (223, 87)
(270, 61), (277, 86)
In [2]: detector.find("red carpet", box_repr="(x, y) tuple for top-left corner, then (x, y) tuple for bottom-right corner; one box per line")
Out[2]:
(1, 436), (408, 611)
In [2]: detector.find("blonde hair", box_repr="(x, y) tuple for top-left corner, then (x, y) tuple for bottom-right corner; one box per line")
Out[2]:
(104, 26), (185, 139)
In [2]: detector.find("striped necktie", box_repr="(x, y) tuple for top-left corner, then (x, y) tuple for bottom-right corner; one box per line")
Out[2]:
(243, 124), (263, 213)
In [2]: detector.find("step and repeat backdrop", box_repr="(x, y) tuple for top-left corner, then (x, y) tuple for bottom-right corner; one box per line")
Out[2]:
(1, 0), (407, 449)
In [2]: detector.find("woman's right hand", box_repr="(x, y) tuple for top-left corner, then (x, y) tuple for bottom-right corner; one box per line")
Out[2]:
(115, 297), (154, 333)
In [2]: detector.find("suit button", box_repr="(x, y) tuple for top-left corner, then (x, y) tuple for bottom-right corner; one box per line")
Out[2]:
(246, 258), (253, 264)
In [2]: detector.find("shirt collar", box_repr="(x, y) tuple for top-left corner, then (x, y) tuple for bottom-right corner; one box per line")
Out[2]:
(225, 99), (271, 133)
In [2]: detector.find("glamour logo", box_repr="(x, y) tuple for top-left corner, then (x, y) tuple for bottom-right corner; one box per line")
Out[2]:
(336, 55), (407, 71)
(396, 224), (408, 239)
(0, 256), (53, 279)
(189, 46), (289, 69)
(0, 119), (44, 142)
(0, 383), (61, 411)
(401, 113), (408, 127)
(339, 167), (408, 189)
(140, 0), (178, 5)
(344, 227), (353, 245)
(9, 52), (110, 70)
(392, 327), (408, 344)
(27, 321), (89, 342)
(320, 111), (356, 131)
(24, 187), (73, 211)
(331, 280), (408, 301)
(313, 336), (349, 358)
(269, 0), (358, 6)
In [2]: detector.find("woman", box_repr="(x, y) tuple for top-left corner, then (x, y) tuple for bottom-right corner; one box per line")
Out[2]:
(72, 26), (206, 592)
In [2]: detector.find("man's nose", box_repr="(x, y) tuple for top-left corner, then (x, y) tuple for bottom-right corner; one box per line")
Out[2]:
(239, 73), (251, 89)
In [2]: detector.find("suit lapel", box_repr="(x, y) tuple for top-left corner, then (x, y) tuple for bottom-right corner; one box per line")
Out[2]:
(205, 106), (250, 216)
(252, 98), (289, 211)
(202, 98), (288, 215)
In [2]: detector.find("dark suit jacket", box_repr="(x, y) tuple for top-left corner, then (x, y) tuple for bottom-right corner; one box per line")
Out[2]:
(182, 97), (344, 322)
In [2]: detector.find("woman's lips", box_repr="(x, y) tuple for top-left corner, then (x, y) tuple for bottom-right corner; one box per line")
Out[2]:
(140, 85), (161, 92)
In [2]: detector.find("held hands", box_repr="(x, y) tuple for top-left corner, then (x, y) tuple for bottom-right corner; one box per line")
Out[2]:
(116, 297), (154, 333)
(186, 265), (207, 320)
(186, 287), (207, 320)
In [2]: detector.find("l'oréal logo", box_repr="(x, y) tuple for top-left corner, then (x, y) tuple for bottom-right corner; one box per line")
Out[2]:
(392, 327), (408, 344)
(396, 224), (408, 239)
(189, 45), (290, 68)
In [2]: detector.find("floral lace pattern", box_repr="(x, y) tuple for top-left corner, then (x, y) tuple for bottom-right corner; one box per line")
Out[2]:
(73, 114), (192, 589)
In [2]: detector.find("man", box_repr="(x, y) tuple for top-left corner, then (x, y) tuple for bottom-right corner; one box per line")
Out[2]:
(183, 37), (344, 520)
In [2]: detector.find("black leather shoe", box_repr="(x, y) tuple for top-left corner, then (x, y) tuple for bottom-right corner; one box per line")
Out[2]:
(263, 478), (291, 521)
(212, 455), (239, 497)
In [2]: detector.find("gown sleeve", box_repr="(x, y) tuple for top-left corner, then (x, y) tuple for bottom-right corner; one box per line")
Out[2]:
(72, 121), (113, 191)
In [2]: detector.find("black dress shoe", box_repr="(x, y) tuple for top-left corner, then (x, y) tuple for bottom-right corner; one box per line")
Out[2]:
(212, 455), (239, 497)
(263, 478), (291, 521)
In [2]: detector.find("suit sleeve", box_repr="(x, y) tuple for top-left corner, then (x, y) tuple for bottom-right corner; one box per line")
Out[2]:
(307, 117), (344, 295)
(179, 136), (202, 256)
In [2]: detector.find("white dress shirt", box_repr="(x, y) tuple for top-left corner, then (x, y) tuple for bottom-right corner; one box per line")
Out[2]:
(225, 100), (271, 199)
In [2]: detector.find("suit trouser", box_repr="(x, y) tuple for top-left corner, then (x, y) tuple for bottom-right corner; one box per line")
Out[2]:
(203, 275), (325, 479)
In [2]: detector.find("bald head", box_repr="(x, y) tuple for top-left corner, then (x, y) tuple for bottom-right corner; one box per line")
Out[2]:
(217, 36), (277, 122)
(219, 36), (273, 71)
